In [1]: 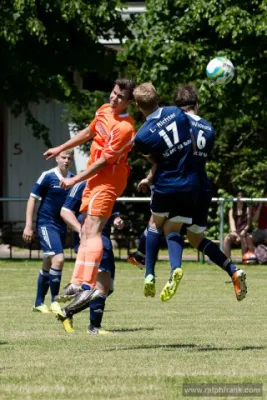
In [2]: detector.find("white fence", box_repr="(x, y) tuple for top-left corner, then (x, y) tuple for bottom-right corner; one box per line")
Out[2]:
(0, 197), (266, 259)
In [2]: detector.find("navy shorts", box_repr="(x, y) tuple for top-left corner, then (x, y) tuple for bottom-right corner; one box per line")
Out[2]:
(150, 190), (198, 224)
(37, 224), (66, 257)
(187, 189), (212, 233)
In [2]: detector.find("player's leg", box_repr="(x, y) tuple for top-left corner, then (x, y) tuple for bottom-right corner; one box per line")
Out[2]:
(159, 219), (184, 302)
(56, 189), (115, 327)
(127, 227), (147, 269)
(159, 191), (196, 302)
(88, 237), (114, 335)
(33, 255), (51, 313)
(187, 190), (247, 301)
(144, 213), (165, 298)
(128, 214), (154, 269)
(56, 214), (87, 303)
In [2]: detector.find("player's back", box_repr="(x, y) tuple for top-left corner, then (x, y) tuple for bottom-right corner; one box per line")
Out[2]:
(135, 106), (199, 194)
(186, 113), (215, 189)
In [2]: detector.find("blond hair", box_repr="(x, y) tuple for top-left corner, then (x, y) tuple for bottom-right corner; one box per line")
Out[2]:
(60, 149), (74, 157)
(133, 82), (158, 111)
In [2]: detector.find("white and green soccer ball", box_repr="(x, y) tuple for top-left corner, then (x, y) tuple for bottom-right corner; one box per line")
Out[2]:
(206, 57), (235, 85)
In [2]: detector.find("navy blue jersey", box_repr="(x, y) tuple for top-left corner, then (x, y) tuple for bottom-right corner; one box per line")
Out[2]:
(31, 168), (74, 230)
(62, 181), (119, 238)
(134, 106), (199, 194)
(186, 113), (215, 189)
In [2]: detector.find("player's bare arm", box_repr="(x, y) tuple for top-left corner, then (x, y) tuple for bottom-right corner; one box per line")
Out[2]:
(60, 156), (107, 189)
(137, 159), (157, 193)
(44, 127), (95, 160)
(60, 208), (81, 234)
(22, 196), (36, 243)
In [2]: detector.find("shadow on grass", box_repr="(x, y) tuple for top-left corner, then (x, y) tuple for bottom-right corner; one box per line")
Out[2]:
(111, 327), (155, 333)
(105, 343), (265, 352)
(0, 341), (9, 345)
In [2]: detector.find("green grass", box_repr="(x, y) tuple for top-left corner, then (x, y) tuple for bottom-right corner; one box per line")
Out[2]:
(1, 260), (267, 400)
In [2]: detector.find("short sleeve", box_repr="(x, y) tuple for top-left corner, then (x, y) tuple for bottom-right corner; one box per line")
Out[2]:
(62, 183), (84, 214)
(30, 172), (50, 200)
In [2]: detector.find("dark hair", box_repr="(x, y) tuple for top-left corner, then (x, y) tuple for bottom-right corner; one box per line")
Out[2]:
(173, 84), (198, 112)
(115, 78), (136, 100)
(233, 190), (247, 219)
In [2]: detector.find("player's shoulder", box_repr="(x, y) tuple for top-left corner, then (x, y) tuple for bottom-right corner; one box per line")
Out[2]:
(36, 168), (57, 183)
(186, 113), (214, 132)
(95, 103), (111, 115)
(68, 181), (86, 198)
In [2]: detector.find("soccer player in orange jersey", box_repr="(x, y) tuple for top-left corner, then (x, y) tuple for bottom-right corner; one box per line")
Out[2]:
(43, 78), (136, 331)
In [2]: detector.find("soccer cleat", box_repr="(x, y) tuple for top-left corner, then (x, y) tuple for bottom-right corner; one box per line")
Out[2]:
(55, 283), (82, 303)
(56, 312), (75, 333)
(50, 301), (62, 315)
(144, 274), (156, 297)
(32, 304), (50, 314)
(87, 325), (112, 335)
(232, 269), (247, 301)
(160, 268), (184, 302)
(64, 288), (100, 316)
(127, 252), (145, 269)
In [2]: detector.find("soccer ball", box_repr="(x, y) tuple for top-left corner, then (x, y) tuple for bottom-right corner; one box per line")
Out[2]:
(242, 251), (258, 265)
(206, 57), (235, 85)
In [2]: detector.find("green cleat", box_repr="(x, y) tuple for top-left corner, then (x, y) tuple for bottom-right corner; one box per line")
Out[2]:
(32, 304), (50, 314)
(144, 274), (156, 297)
(160, 268), (184, 302)
(50, 301), (62, 315)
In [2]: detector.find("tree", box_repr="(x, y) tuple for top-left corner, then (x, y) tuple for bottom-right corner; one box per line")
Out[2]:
(119, 0), (267, 196)
(0, 0), (129, 145)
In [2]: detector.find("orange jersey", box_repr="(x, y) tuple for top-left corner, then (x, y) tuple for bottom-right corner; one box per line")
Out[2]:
(88, 103), (135, 167)
(79, 104), (135, 215)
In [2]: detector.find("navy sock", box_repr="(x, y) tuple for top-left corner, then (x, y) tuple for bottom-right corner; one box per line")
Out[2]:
(82, 284), (91, 290)
(166, 232), (184, 272)
(89, 295), (107, 328)
(49, 267), (62, 302)
(198, 238), (237, 277)
(145, 226), (162, 277)
(35, 269), (50, 306)
(137, 227), (147, 256)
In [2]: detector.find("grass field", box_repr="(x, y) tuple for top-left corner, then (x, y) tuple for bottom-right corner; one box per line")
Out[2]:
(1, 259), (267, 400)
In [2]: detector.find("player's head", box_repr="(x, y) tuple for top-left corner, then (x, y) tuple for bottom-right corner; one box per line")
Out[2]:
(133, 82), (158, 116)
(56, 150), (74, 173)
(173, 84), (198, 113)
(109, 78), (136, 114)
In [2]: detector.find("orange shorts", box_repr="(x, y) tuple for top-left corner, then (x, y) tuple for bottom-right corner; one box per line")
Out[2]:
(80, 166), (129, 217)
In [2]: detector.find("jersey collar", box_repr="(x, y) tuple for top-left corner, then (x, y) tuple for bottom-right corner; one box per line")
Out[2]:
(146, 107), (163, 121)
(185, 112), (201, 121)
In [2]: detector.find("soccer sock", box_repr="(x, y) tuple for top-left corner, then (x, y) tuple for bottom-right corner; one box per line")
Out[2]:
(83, 235), (103, 288)
(35, 269), (50, 306)
(198, 238), (237, 277)
(137, 227), (148, 256)
(70, 246), (86, 285)
(89, 294), (107, 328)
(166, 232), (184, 272)
(145, 226), (162, 277)
(49, 267), (62, 302)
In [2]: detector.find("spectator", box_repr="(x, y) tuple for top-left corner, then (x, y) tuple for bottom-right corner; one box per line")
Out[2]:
(224, 190), (254, 258)
(252, 188), (267, 246)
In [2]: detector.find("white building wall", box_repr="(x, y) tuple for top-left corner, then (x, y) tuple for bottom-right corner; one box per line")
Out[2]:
(3, 101), (87, 221)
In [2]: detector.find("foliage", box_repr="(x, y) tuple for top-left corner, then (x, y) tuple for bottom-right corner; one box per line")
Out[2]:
(119, 0), (267, 195)
(0, 0), (128, 145)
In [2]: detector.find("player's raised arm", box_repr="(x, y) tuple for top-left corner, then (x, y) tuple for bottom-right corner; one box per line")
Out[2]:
(44, 127), (95, 160)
